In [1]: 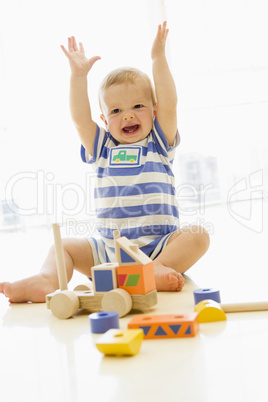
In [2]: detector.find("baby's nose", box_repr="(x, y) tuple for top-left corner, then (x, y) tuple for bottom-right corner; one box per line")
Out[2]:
(123, 112), (134, 121)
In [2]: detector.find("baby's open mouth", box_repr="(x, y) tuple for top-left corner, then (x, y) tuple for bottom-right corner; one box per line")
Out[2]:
(122, 124), (140, 134)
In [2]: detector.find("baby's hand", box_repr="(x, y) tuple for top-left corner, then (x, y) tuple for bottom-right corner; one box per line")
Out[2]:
(61, 36), (101, 76)
(151, 21), (169, 60)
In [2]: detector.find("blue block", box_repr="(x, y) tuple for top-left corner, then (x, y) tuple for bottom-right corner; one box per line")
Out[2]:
(193, 288), (221, 304)
(94, 270), (114, 292)
(89, 311), (119, 334)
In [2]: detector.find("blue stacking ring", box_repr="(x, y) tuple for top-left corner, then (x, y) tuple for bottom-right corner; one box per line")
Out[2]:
(193, 288), (221, 305)
(89, 311), (120, 333)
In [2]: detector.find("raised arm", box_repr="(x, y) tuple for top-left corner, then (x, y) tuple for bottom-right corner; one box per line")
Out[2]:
(151, 22), (178, 146)
(61, 37), (101, 155)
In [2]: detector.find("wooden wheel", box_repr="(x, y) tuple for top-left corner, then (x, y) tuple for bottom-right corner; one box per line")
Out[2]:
(50, 290), (80, 319)
(101, 289), (132, 318)
(73, 282), (93, 291)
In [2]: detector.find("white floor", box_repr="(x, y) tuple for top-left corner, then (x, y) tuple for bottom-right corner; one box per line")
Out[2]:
(1, 200), (268, 402)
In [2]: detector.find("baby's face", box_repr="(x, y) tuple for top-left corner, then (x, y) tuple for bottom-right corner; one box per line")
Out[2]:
(100, 79), (156, 144)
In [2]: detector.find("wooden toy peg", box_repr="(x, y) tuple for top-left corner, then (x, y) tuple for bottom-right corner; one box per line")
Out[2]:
(52, 223), (68, 291)
(113, 230), (120, 240)
(220, 301), (268, 313)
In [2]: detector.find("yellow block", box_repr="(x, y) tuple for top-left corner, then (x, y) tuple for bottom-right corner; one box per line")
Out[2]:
(194, 299), (227, 323)
(96, 329), (144, 356)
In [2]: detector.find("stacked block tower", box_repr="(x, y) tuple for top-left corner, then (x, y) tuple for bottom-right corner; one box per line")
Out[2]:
(91, 230), (156, 296)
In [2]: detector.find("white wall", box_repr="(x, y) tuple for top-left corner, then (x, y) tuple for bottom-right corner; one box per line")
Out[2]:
(0, 0), (267, 228)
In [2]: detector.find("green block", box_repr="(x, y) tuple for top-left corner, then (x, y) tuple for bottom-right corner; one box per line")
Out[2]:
(125, 274), (140, 287)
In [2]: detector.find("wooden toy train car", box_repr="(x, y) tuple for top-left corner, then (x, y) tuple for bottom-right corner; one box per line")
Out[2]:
(46, 225), (157, 319)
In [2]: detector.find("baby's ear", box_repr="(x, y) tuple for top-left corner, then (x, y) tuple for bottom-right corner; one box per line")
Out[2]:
(100, 114), (108, 128)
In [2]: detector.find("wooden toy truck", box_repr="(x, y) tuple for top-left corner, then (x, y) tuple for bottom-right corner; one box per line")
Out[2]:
(46, 224), (157, 319)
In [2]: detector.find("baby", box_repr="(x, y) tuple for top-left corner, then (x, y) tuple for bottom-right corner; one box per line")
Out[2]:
(0, 22), (209, 303)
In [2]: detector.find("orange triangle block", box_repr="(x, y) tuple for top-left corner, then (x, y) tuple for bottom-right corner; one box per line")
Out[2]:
(128, 313), (199, 339)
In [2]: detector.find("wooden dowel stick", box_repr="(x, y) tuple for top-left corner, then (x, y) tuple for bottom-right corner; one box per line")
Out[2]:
(52, 223), (68, 291)
(221, 301), (268, 313)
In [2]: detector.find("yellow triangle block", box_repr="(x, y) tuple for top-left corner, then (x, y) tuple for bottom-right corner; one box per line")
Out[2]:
(194, 299), (227, 323)
(96, 329), (144, 356)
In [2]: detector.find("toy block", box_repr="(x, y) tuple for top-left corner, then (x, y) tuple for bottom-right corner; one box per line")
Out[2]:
(113, 230), (151, 266)
(194, 299), (227, 323)
(116, 261), (156, 295)
(96, 329), (143, 356)
(193, 288), (221, 304)
(91, 263), (118, 294)
(128, 313), (199, 339)
(89, 311), (119, 333)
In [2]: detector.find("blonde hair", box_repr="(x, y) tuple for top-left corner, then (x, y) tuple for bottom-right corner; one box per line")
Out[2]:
(99, 67), (156, 111)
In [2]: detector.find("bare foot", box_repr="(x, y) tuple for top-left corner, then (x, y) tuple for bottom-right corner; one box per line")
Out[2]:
(0, 274), (58, 303)
(153, 262), (184, 292)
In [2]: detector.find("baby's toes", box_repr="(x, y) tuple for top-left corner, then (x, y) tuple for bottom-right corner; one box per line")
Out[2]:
(176, 273), (184, 291)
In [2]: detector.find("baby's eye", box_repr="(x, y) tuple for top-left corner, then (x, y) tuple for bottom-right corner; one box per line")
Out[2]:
(134, 104), (143, 109)
(111, 108), (120, 114)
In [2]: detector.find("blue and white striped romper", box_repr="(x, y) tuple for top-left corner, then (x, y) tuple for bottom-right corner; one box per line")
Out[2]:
(81, 117), (180, 265)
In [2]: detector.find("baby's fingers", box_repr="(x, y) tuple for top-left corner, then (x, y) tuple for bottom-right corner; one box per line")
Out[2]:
(60, 44), (70, 58)
(158, 21), (169, 39)
(71, 36), (78, 51)
(68, 36), (77, 52)
(61, 36), (81, 58)
(79, 42), (84, 52)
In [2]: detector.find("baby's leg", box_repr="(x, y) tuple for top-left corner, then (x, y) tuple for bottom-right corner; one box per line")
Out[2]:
(153, 225), (210, 292)
(0, 238), (94, 303)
